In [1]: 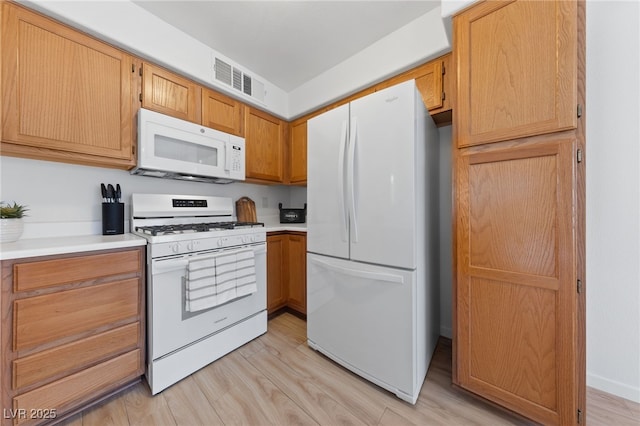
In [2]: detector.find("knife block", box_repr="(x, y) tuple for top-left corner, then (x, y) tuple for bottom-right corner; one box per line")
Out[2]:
(102, 203), (124, 235)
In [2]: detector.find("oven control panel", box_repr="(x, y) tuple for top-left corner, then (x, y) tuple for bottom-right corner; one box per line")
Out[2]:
(150, 230), (266, 258)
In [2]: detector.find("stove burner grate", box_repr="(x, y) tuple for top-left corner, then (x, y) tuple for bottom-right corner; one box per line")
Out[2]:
(136, 221), (264, 236)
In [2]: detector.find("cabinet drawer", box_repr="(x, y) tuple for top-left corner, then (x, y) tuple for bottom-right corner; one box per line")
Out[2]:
(13, 322), (139, 390)
(12, 349), (141, 425)
(14, 279), (139, 351)
(14, 250), (140, 292)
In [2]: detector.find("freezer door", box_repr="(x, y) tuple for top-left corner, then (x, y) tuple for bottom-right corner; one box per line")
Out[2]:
(348, 81), (418, 269)
(307, 103), (350, 259)
(307, 253), (418, 399)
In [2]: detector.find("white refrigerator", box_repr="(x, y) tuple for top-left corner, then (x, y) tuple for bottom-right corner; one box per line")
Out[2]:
(306, 79), (440, 404)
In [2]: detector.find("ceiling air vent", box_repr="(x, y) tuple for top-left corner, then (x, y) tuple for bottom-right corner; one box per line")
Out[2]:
(213, 56), (265, 103)
(243, 74), (252, 96)
(232, 68), (242, 91)
(214, 58), (232, 86)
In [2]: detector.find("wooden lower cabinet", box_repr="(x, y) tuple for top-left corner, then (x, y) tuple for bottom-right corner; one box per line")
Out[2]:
(454, 134), (583, 425)
(267, 234), (287, 313)
(286, 233), (307, 314)
(266, 232), (307, 316)
(0, 247), (145, 426)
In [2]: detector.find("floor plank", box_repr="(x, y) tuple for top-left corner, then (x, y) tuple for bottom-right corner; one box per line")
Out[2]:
(247, 347), (367, 426)
(161, 376), (224, 426)
(122, 383), (176, 426)
(60, 313), (639, 426)
(207, 350), (318, 425)
(80, 392), (130, 426)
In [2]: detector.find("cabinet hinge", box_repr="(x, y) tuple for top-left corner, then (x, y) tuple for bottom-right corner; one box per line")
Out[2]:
(577, 408), (583, 424)
(577, 279), (583, 294)
(139, 67), (143, 77)
(139, 93), (142, 102)
(131, 64), (135, 73)
(577, 104), (583, 118)
(577, 149), (583, 163)
(442, 62), (445, 75)
(441, 91), (446, 101)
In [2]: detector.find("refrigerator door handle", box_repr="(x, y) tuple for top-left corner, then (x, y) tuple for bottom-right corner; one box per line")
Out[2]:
(309, 255), (404, 284)
(348, 117), (358, 243)
(338, 120), (349, 242)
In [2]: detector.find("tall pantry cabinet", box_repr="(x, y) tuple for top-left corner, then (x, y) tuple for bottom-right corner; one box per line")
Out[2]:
(452, 1), (586, 425)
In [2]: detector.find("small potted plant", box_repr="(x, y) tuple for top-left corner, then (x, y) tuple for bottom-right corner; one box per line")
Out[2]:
(0, 201), (29, 243)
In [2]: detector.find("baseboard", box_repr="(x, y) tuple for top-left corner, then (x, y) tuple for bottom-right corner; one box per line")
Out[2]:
(588, 372), (640, 403)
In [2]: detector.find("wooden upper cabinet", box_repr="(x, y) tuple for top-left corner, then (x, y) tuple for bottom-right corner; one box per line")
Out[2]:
(455, 0), (578, 147)
(288, 120), (307, 185)
(245, 107), (286, 183)
(141, 62), (201, 123)
(202, 88), (244, 137)
(0, 2), (136, 169)
(416, 59), (444, 111)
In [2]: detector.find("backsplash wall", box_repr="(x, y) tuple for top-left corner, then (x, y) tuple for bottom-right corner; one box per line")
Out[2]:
(0, 156), (297, 239)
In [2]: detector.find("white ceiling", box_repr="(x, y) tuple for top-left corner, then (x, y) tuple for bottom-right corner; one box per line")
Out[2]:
(132, 1), (440, 92)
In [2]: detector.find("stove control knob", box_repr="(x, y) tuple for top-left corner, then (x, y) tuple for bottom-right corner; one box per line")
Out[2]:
(249, 235), (256, 243)
(186, 241), (194, 251)
(217, 239), (224, 247)
(171, 243), (181, 253)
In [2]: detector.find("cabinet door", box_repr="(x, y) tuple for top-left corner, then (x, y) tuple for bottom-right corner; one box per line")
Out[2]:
(455, 136), (581, 425)
(267, 234), (287, 313)
(455, 1), (578, 147)
(245, 107), (286, 183)
(415, 60), (443, 111)
(141, 62), (201, 123)
(1, 3), (135, 169)
(288, 121), (307, 184)
(202, 88), (244, 137)
(286, 233), (306, 314)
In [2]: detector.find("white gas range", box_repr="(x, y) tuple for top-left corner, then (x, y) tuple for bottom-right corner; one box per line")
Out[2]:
(131, 193), (267, 395)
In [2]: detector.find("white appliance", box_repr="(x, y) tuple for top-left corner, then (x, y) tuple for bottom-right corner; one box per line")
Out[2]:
(130, 194), (266, 395)
(306, 80), (440, 404)
(132, 108), (245, 184)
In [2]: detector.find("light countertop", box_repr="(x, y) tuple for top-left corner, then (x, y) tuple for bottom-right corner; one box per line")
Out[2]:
(0, 233), (147, 260)
(265, 223), (307, 233)
(259, 215), (307, 233)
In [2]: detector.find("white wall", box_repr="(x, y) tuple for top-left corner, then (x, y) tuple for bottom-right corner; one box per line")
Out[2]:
(21, 0), (288, 118)
(287, 7), (451, 119)
(585, 0), (640, 403)
(0, 156), (291, 238)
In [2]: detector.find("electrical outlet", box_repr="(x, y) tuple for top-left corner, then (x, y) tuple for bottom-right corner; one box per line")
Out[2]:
(262, 197), (268, 208)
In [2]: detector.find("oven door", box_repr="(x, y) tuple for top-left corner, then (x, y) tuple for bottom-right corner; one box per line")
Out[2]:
(148, 243), (266, 361)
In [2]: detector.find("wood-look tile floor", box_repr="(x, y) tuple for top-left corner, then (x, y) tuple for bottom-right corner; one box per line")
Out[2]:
(60, 313), (639, 425)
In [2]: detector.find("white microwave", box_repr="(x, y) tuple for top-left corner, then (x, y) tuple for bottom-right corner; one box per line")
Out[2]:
(132, 108), (245, 184)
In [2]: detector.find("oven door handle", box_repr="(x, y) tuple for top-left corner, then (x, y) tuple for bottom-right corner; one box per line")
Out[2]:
(152, 257), (189, 274)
